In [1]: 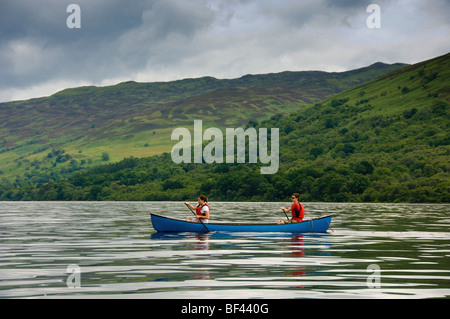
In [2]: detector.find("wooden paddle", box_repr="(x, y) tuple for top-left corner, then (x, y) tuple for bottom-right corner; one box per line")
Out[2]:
(185, 203), (210, 233)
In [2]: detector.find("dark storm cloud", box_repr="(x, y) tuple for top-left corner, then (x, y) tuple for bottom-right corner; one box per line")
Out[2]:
(0, 0), (149, 43)
(0, 0), (216, 92)
(1, 0), (449, 102)
(324, 0), (378, 9)
(0, 0), (150, 87)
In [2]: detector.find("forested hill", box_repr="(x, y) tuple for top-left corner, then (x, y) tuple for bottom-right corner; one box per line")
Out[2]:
(1, 52), (449, 202)
(0, 61), (406, 181)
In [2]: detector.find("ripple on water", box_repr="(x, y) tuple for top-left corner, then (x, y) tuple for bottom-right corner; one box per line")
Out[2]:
(0, 202), (449, 298)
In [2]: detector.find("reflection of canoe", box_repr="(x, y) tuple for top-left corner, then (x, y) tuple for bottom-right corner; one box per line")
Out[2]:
(150, 213), (332, 233)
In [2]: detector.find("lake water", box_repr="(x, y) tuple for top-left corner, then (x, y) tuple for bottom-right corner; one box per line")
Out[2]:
(0, 201), (449, 299)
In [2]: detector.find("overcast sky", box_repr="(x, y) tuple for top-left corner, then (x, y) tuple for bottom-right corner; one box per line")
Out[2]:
(1, 0), (449, 102)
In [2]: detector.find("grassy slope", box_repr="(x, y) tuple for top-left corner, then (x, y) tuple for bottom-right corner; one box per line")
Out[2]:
(0, 62), (404, 181)
(274, 52), (450, 202)
(2, 53), (448, 203)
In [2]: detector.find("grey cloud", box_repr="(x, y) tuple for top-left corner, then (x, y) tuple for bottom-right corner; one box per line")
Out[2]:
(0, 0), (150, 43)
(142, 0), (215, 38)
(324, 0), (378, 9)
(0, 0), (216, 90)
(1, 0), (449, 102)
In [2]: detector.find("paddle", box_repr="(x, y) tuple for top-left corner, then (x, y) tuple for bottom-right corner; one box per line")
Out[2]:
(281, 208), (289, 220)
(327, 220), (334, 232)
(185, 203), (210, 233)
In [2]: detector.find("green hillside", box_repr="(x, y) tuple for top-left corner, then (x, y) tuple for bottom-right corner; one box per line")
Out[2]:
(0, 62), (405, 182)
(1, 52), (448, 203)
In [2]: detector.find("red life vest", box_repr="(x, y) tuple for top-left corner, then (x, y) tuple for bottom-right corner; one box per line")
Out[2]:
(291, 202), (304, 222)
(196, 203), (210, 217)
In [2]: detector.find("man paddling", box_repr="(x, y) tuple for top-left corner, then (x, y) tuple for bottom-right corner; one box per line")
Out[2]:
(277, 193), (304, 224)
(185, 195), (210, 223)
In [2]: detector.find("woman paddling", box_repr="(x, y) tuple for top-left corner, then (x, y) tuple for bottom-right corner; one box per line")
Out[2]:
(185, 195), (210, 223)
(277, 193), (304, 224)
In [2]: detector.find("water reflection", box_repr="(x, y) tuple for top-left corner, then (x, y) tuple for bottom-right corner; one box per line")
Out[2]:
(150, 231), (334, 289)
(291, 235), (305, 258)
(1, 202), (449, 299)
(288, 236), (305, 288)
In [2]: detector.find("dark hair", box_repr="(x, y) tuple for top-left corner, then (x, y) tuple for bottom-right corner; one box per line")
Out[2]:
(198, 195), (208, 202)
(292, 193), (300, 199)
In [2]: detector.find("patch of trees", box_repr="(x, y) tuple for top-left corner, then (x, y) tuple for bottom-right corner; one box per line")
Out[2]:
(0, 96), (448, 203)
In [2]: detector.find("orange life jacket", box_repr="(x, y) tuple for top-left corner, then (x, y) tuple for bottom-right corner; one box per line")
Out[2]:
(196, 203), (210, 217)
(291, 202), (304, 222)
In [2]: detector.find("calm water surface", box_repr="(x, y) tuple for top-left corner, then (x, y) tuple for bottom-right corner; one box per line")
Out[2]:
(0, 201), (449, 299)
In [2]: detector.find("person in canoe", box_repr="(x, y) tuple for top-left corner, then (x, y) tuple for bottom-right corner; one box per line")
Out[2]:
(277, 193), (304, 224)
(185, 195), (210, 223)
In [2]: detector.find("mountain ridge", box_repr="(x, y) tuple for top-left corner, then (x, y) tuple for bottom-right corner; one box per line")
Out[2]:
(0, 61), (406, 180)
(0, 52), (448, 202)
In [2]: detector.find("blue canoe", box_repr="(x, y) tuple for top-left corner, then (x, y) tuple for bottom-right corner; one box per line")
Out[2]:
(150, 213), (332, 233)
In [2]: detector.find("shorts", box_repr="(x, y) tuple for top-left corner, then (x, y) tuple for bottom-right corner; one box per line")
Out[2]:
(187, 217), (209, 223)
(286, 219), (302, 224)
